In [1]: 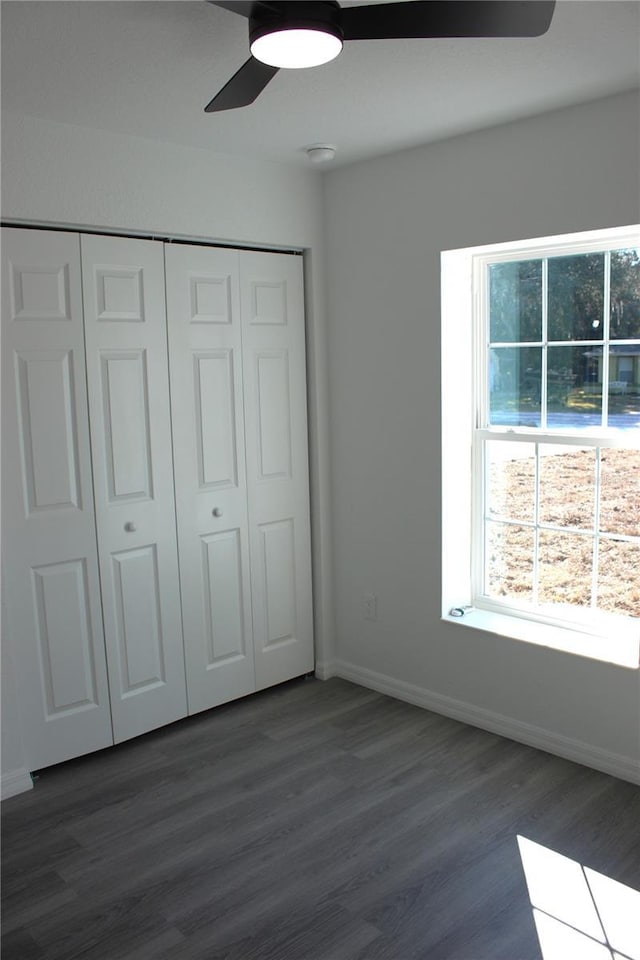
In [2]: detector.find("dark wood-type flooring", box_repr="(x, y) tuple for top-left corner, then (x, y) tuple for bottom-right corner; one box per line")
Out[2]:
(2, 677), (639, 960)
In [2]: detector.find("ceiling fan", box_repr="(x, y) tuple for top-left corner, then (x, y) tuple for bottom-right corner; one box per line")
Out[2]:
(204, 1), (556, 113)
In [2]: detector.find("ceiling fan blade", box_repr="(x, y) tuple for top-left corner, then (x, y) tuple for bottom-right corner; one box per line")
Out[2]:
(206, 1), (280, 16)
(204, 56), (279, 112)
(206, 1), (255, 16)
(342, 1), (556, 40)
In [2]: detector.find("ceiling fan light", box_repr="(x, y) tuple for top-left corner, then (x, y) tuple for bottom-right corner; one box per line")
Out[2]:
(251, 28), (343, 69)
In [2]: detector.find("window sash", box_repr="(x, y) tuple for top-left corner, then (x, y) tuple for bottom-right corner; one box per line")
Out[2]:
(471, 240), (639, 634)
(472, 432), (639, 629)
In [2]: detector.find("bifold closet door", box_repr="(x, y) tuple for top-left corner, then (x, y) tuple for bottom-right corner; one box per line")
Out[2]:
(165, 245), (255, 713)
(1, 228), (113, 769)
(240, 251), (314, 688)
(81, 234), (187, 742)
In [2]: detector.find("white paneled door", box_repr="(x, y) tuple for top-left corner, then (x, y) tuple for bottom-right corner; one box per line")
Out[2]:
(165, 244), (255, 713)
(81, 234), (187, 742)
(2, 228), (313, 775)
(166, 244), (314, 709)
(240, 251), (314, 689)
(1, 228), (114, 768)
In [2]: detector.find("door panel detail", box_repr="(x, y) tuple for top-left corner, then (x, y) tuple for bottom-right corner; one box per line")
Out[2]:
(194, 350), (238, 490)
(3, 228), (115, 770)
(259, 518), (296, 649)
(241, 251), (313, 690)
(249, 280), (287, 326)
(95, 267), (144, 322)
(10, 263), (71, 322)
(255, 350), (292, 480)
(83, 232), (187, 743)
(111, 545), (166, 695)
(165, 243), (255, 714)
(15, 349), (81, 515)
(189, 275), (232, 324)
(32, 559), (99, 716)
(201, 529), (247, 666)
(100, 350), (153, 502)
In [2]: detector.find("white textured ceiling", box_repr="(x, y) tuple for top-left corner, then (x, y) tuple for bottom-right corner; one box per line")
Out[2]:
(2, 0), (639, 168)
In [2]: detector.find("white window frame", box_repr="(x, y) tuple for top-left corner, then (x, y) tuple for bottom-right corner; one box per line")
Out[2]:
(441, 224), (640, 669)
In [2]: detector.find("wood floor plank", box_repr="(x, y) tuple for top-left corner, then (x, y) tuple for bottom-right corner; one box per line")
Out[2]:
(2, 677), (638, 960)
(0, 927), (46, 960)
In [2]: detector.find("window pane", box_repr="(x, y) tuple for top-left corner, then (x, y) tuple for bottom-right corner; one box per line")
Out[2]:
(539, 446), (595, 530)
(608, 345), (640, 428)
(486, 441), (535, 523)
(600, 448), (640, 537)
(610, 248), (640, 340)
(598, 539), (640, 618)
(489, 260), (542, 342)
(485, 521), (534, 601)
(538, 531), (593, 608)
(547, 346), (602, 428)
(548, 253), (604, 341)
(490, 346), (541, 426)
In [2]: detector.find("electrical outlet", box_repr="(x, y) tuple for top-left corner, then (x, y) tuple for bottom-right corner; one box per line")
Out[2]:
(363, 592), (377, 621)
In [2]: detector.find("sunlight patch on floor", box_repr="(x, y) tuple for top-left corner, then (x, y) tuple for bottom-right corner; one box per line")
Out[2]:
(517, 835), (640, 960)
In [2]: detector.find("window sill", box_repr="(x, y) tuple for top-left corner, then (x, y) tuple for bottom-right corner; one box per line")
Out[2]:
(442, 609), (639, 669)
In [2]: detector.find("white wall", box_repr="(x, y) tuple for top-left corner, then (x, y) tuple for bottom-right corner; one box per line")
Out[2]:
(323, 91), (640, 780)
(0, 112), (335, 789)
(1, 113), (323, 249)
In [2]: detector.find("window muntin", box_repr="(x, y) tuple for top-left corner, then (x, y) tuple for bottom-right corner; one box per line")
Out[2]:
(475, 243), (640, 630)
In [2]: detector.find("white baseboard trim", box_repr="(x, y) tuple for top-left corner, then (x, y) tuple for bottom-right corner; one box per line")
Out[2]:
(314, 659), (337, 680)
(1, 767), (33, 800)
(334, 659), (640, 786)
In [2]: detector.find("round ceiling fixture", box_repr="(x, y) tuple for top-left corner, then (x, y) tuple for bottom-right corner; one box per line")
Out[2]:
(250, 2), (343, 69)
(305, 144), (337, 164)
(251, 28), (342, 69)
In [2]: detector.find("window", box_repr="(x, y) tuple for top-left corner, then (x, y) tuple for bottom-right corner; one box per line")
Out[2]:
(442, 226), (640, 667)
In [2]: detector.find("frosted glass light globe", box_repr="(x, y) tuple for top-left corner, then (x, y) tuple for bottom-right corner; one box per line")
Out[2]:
(251, 28), (343, 69)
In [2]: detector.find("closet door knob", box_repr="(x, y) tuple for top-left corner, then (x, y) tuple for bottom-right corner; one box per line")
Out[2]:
(124, 521), (137, 532)
(212, 508), (223, 518)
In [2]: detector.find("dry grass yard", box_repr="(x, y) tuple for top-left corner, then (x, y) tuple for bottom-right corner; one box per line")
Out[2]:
(487, 447), (640, 618)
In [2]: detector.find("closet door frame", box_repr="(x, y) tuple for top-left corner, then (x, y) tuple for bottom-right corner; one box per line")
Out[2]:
(2, 223), (319, 779)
